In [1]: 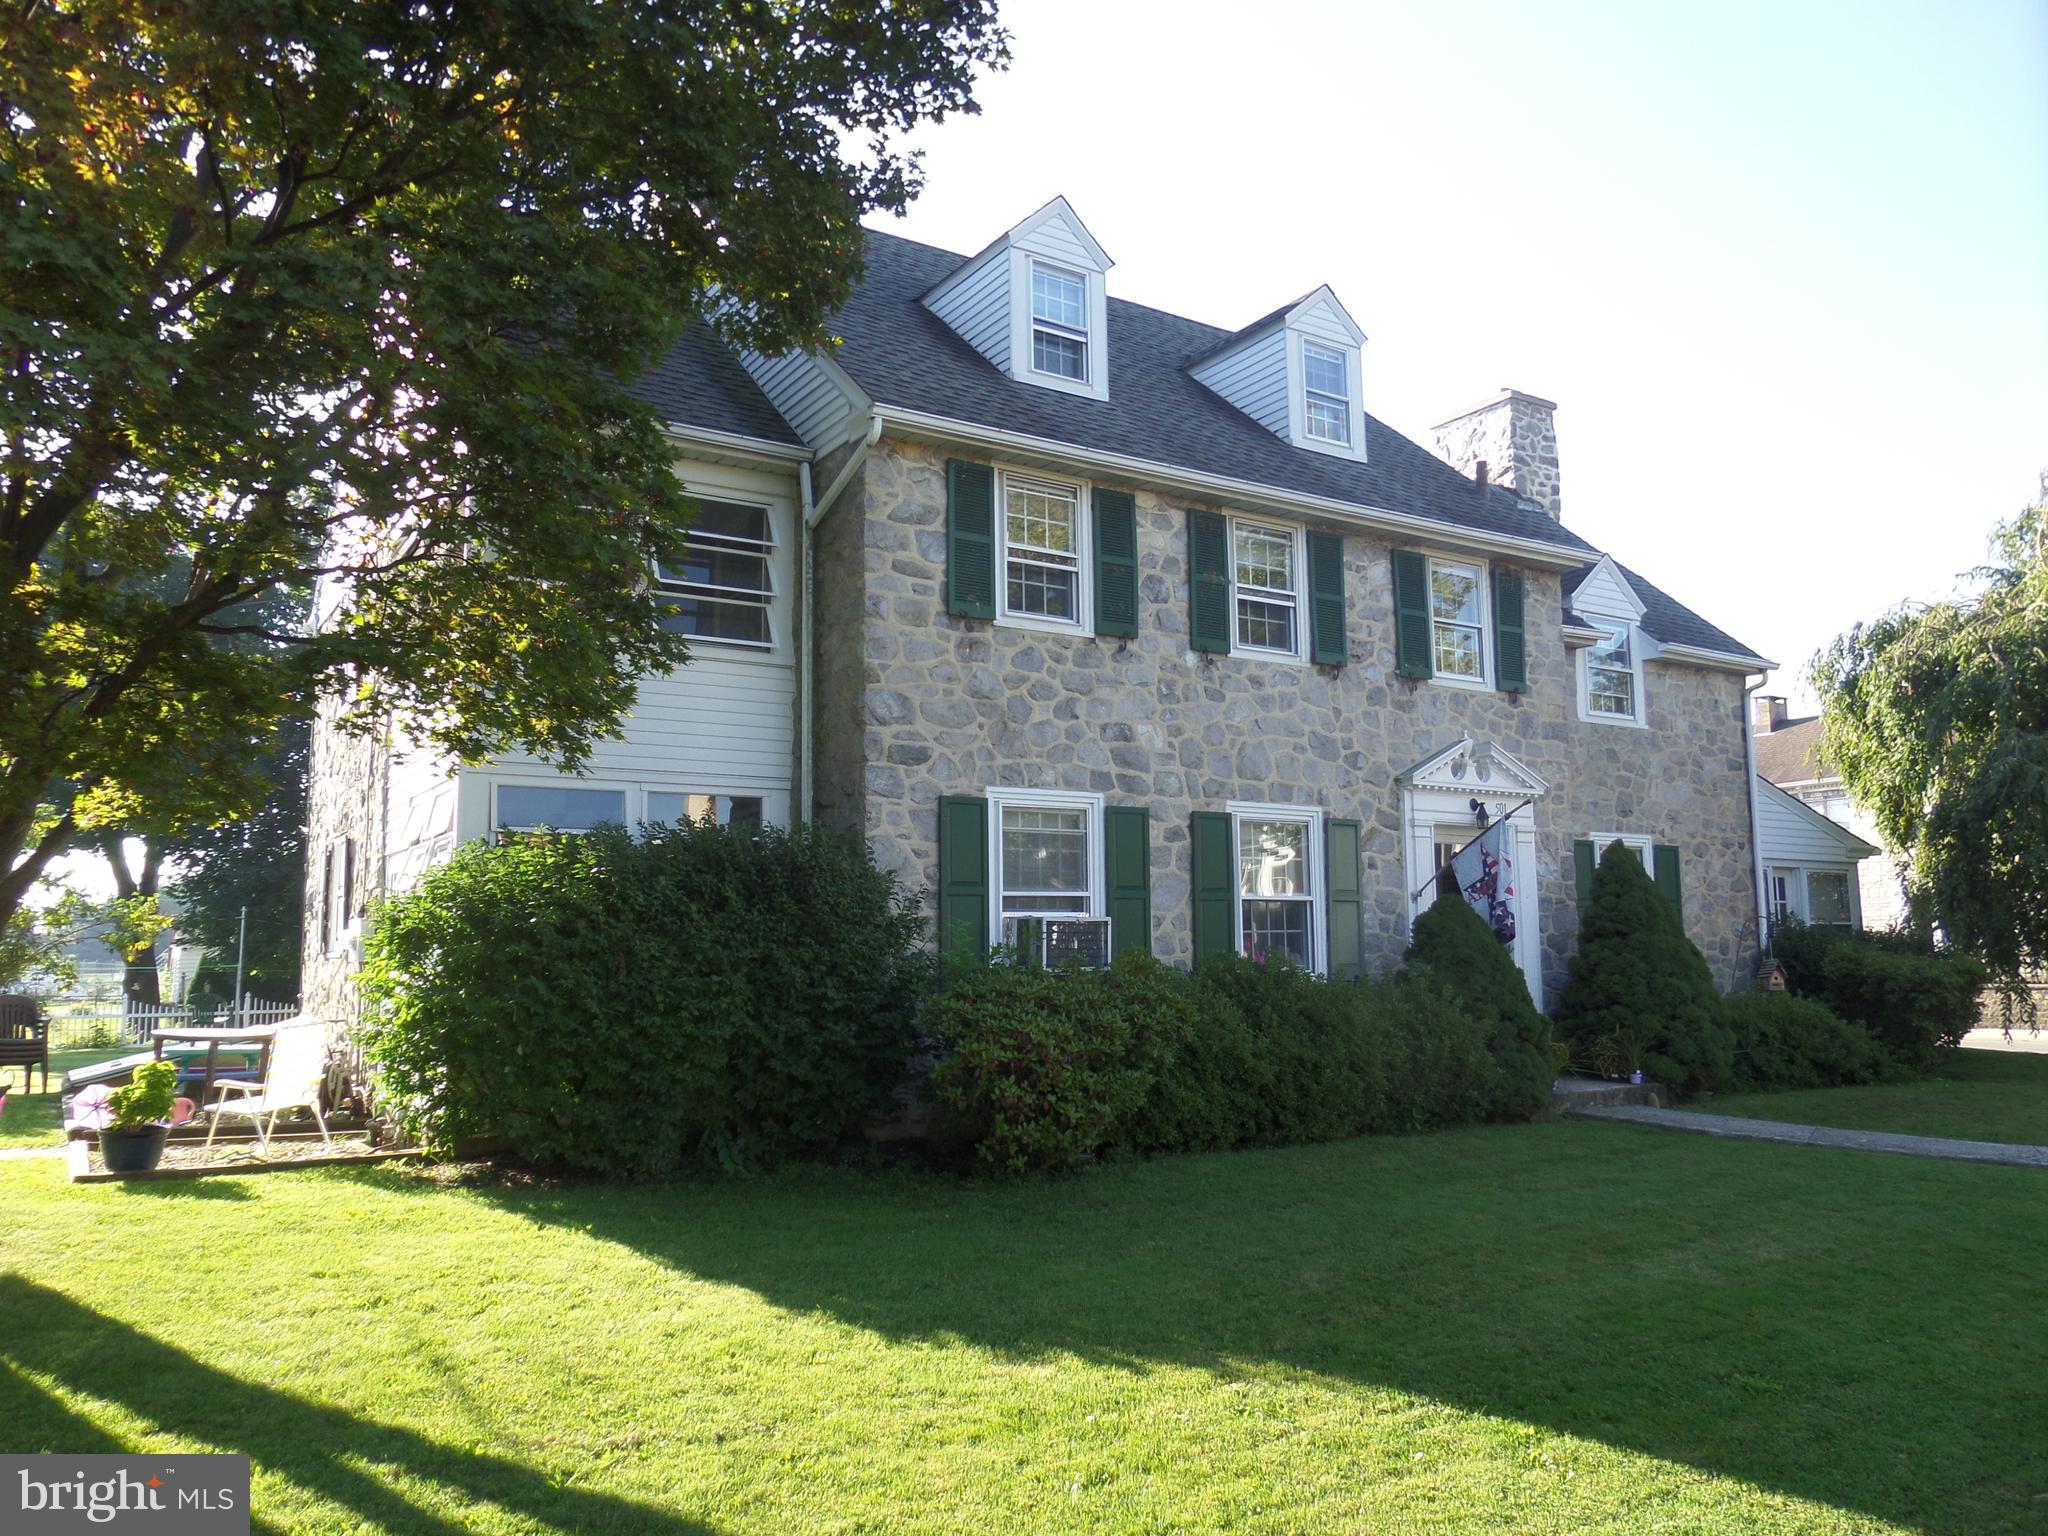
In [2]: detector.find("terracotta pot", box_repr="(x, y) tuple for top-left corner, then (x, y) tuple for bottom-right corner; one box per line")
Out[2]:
(100, 1123), (170, 1174)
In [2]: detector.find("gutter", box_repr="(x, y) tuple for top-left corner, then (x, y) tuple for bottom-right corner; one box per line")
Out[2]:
(1743, 672), (1769, 967)
(797, 412), (883, 823)
(656, 421), (811, 463)
(1653, 642), (1780, 674)
(869, 404), (1596, 571)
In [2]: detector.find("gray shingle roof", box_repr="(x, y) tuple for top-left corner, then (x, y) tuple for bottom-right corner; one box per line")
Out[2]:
(625, 320), (802, 446)
(1566, 561), (1767, 662)
(1755, 716), (1829, 784)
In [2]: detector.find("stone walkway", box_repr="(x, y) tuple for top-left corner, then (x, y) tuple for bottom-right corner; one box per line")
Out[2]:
(1569, 1104), (2048, 1168)
(0, 1145), (64, 1161)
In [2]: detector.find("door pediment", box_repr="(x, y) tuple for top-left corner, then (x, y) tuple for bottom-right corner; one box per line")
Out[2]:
(1397, 737), (1549, 799)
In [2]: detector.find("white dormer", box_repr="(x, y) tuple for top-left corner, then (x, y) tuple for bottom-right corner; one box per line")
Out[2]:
(922, 197), (1112, 402)
(1192, 286), (1367, 461)
(1566, 555), (1653, 728)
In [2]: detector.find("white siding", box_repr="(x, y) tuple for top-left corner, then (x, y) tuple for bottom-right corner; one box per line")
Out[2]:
(924, 250), (1011, 371)
(1757, 778), (1872, 866)
(1014, 216), (1097, 270)
(737, 347), (861, 447)
(1569, 558), (1643, 621)
(1193, 327), (1290, 435)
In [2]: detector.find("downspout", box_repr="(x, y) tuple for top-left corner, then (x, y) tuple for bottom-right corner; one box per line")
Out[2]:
(798, 413), (883, 824)
(1742, 673), (1768, 973)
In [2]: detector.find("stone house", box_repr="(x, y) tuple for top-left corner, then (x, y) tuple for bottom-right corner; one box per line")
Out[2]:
(302, 196), (1776, 1025)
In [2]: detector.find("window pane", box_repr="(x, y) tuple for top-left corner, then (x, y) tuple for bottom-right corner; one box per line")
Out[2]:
(689, 501), (770, 545)
(658, 595), (770, 645)
(1590, 623), (1631, 668)
(1431, 563), (1482, 623)
(1236, 596), (1296, 652)
(1032, 328), (1087, 380)
(1002, 805), (1089, 908)
(1006, 483), (1078, 552)
(1242, 900), (1310, 966)
(1588, 665), (1635, 716)
(1239, 819), (1307, 898)
(1031, 264), (1087, 329)
(1234, 525), (1294, 591)
(1808, 871), (1852, 926)
(1305, 396), (1350, 444)
(1303, 344), (1347, 398)
(496, 785), (626, 831)
(658, 547), (770, 593)
(1007, 560), (1077, 619)
(1434, 623), (1483, 678)
(644, 792), (764, 827)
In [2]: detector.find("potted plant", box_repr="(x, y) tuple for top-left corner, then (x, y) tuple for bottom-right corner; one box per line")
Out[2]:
(99, 1060), (184, 1174)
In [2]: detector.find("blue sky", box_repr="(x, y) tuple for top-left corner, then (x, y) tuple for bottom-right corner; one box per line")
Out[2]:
(875, 0), (2048, 707)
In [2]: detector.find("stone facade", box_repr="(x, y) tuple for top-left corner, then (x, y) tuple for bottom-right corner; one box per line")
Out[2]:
(814, 436), (1760, 997)
(300, 698), (389, 1044)
(1432, 390), (1563, 523)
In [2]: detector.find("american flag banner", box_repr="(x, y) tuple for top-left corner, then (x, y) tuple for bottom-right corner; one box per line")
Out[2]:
(1447, 816), (1518, 947)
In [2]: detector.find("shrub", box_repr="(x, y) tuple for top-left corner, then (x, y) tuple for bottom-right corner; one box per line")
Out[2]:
(926, 953), (1195, 1174)
(1554, 841), (1733, 1096)
(107, 1059), (179, 1130)
(1721, 991), (1887, 1091)
(1403, 888), (1554, 1118)
(359, 822), (928, 1177)
(1821, 944), (1987, 1072)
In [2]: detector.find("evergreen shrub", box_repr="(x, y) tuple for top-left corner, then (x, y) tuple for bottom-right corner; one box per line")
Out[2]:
(1721, 990), (1888, 1090)
(1403, 888), (1555, 1118)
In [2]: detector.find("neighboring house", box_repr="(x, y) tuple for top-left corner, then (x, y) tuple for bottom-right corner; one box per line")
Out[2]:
(303, 196), (1777, 1025)
(1752, 696), (1903, 932)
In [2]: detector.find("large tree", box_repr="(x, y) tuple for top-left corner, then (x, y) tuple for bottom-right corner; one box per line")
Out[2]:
(1814, 474), (2048, 989)
(0, 0), (1006, 935)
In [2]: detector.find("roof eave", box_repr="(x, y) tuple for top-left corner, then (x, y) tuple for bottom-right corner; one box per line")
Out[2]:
(658, 420), (812, 465)
(1651, 641), (1778, 673)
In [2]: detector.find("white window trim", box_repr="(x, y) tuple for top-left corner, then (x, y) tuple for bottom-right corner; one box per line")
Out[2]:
(1576, 616), (1649, 727)
(1590, 832), (1654, 870)
(1228, 800), (1325, 974)
(1427, 554), (1492, 691)
(1300, 340), (1353, 447)
(491, 778), (636, 836)
(652, 496), (778, 654)
(986, 787), (1106, 940)
(1006, 251), (1109, 401)
(1226, 516), (1308, 664)
(1769, 863), (1863, 929)
(1282, 329), (1367, 461)
(1026, 259), (1091, 386)
(996, 465), (1093, 636)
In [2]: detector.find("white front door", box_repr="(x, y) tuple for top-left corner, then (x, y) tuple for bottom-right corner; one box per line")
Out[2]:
(1405, 792), (1542, 1005)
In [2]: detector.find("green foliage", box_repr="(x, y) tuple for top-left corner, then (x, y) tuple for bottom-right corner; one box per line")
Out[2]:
(1555, 841), (1733, 1096)
(1403, 888), (1554, 1117)
(926, 955), (1195, 1175)
(358, 822), (928, 1177)
(1721, 991), (1888, 1091)
(1814, 476), (2048, 986)
(106, 1060), (179, 1131)
(1820, 945), (1987, 1073)
(0, 1), (1007, 935)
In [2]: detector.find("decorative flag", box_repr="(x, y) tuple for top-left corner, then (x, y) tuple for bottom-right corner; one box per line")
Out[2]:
(1447, 818), (1518, 947)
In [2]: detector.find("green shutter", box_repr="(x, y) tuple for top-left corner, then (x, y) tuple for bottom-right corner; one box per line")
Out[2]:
(1493, 566), (1527, 693)
(1325, 817), (1364, 980)
(1093, 488), (1139, 638)
(1653, 844), (1683, 917)
(1190, 811), (1235, 965)
(1105, 806), (1151, 958)
(946, 459), (995, 620)
(936, 795), (989, 962)
(1393, 548), (1433, 679)
(1307, 528), (1347, 666)
(1188, 509), (1231, 654)
(1574, 839), (1596, 924)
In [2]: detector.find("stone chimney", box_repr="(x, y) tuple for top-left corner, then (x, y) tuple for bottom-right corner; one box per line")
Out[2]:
(1432, 389), (1562, 522)
(1752, 695), (1790, 735)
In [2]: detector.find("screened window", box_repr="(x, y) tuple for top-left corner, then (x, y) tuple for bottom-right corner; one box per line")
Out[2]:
(1430, 559), (1486, 680)
(1807, 871), (1853, 926)
(1302, 342), (1351, 445)
(1030, 261), (1089, 381)
(1238, 815), (1315, 967)
(998, 804), (1092, 918)
(1586, 622), (1638, 719)
(656, 500), (773, 649)
(644, 792), (763, 828)
(496, 785), (627, 834)
(1233, 521), (1299, 655)
(1002, 472), (1084, 626)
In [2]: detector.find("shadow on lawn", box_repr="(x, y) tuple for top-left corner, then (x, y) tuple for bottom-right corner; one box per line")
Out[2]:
(0, 1277), (722, 1536)
(465, 1124), (2044, 1533)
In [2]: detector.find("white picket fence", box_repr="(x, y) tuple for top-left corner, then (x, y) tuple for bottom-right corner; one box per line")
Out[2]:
(47, 995), (298, 1050)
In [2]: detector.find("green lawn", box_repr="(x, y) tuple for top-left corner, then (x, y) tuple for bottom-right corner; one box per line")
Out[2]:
(2, 1124), (2043, 1534)
(1705, 1047), (2048, 1145)
(0, 1048), (134, 1150)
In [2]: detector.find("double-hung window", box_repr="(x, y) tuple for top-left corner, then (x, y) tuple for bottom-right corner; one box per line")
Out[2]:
(1302, 342), (1352, 446)
(1235, 805), (1321, 969)
(1430, 558), (1487, 682)
(1029, 261), (1089, 382)
(656, 499), (773, 649)
(988, 789), (1103, 936)
(1233, 520), (1300, 656)
(1581, 619), (1646, 724)
(1001, 471), (1087, 629)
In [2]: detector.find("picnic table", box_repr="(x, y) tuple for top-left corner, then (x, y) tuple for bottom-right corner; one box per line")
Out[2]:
(151, 1024), (277, 1108)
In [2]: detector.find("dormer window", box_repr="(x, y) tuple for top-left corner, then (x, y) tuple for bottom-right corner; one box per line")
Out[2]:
(1030, 262), (1089, 382)
(1302, 343), (1351, 446)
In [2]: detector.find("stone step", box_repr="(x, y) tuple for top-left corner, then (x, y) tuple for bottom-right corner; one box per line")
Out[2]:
(1550, 1074), (1665, 1113)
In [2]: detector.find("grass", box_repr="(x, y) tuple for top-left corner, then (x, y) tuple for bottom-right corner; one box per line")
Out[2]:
(1705, 1047), (2048, 1145)
(3, 1123), (2044, 1535)
(0, 1047), (134, 1150)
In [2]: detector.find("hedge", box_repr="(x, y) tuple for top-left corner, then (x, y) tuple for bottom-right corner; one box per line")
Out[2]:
(1721, 991), (1888, 1091)
(1769, 918), (1987, 1072)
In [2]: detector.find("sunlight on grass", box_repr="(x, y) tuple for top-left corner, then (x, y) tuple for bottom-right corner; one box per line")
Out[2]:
(1706, 1047), (2048, 1144)
(2, 1121), (2041, 1534)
